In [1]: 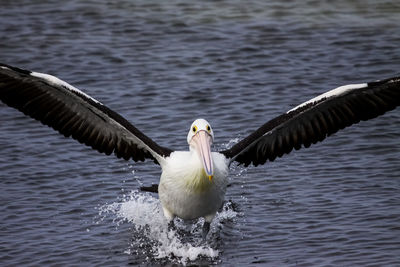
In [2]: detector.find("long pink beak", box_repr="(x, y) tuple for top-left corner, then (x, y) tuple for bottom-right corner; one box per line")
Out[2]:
(191, 130), (214, 180)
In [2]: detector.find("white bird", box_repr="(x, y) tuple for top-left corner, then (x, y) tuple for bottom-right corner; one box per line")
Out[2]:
(158, 118), (228, 237)
(1, 63), (399, 239)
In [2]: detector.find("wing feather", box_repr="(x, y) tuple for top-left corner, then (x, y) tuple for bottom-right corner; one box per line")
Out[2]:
(220, 77), (400, 166)
(0, 63), (173, 164)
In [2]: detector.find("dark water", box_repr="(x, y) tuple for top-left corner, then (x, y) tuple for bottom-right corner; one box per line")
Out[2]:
(1, 1), (400, 266)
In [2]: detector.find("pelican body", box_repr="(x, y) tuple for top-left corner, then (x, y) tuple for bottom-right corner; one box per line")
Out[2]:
(158, 119), (228, 237)
(159, 149), (228, 222)
(1, 63), (399, 239)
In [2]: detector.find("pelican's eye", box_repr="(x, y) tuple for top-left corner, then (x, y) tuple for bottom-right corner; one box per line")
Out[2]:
(192, 125), (198, 133)
(206, 125), (211, 132)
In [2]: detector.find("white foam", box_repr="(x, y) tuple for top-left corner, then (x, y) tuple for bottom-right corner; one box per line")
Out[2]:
(98, 190), (237, 265)
(223, 137), (240, 149)
(30, 71), (102, 104)
(288, 83), (367, 113)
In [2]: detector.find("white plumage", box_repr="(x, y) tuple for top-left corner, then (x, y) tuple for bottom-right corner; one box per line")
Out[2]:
(159, 151), (228, 222)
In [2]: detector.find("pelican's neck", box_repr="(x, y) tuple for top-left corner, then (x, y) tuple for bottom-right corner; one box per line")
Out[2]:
(183, 149), (213, 193)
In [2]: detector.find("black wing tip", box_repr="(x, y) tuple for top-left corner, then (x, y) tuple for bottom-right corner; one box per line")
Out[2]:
(0, 63), (32, 76)
(140, 184), (158, 193)
(368, 76), (400, 87)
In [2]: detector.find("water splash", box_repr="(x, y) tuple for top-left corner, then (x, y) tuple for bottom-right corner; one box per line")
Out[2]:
(98, 190), (237, 265)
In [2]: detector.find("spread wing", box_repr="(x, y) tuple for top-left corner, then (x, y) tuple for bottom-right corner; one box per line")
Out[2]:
(0, 63), (173, 164)
(220, 77), (400, 166)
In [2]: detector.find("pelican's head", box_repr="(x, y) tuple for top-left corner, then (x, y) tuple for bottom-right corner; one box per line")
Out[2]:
(187, 118), (214, 180)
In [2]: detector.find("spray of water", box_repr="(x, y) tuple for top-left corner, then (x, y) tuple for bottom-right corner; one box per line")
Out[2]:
(98, 190), (237, 265)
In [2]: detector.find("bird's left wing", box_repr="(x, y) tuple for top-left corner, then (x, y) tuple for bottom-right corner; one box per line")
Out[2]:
(220, 77), (400, 166)
(0, 63), (173, 164)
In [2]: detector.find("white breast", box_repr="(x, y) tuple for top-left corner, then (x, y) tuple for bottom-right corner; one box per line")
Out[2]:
(158, 151), (229, 221)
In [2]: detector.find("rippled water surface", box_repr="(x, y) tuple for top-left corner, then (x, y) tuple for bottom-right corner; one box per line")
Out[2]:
(1, 1), (400, 266)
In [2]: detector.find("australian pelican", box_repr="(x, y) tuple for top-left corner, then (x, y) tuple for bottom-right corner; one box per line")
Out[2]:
(1, 63), (399, 239)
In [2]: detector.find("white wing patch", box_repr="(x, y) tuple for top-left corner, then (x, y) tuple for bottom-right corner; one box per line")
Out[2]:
(30, 71), (102, 105)
(288, 83), (367, 113)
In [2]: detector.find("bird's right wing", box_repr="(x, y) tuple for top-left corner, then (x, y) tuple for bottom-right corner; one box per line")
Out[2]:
(220, 77), (400, 166)
(0, 63), (173, 164)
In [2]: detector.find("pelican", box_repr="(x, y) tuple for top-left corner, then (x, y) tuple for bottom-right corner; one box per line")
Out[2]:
(1, 63), (399, 239)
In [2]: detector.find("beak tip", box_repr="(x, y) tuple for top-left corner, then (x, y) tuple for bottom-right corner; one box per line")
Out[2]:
(208, 175), (213, 181)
